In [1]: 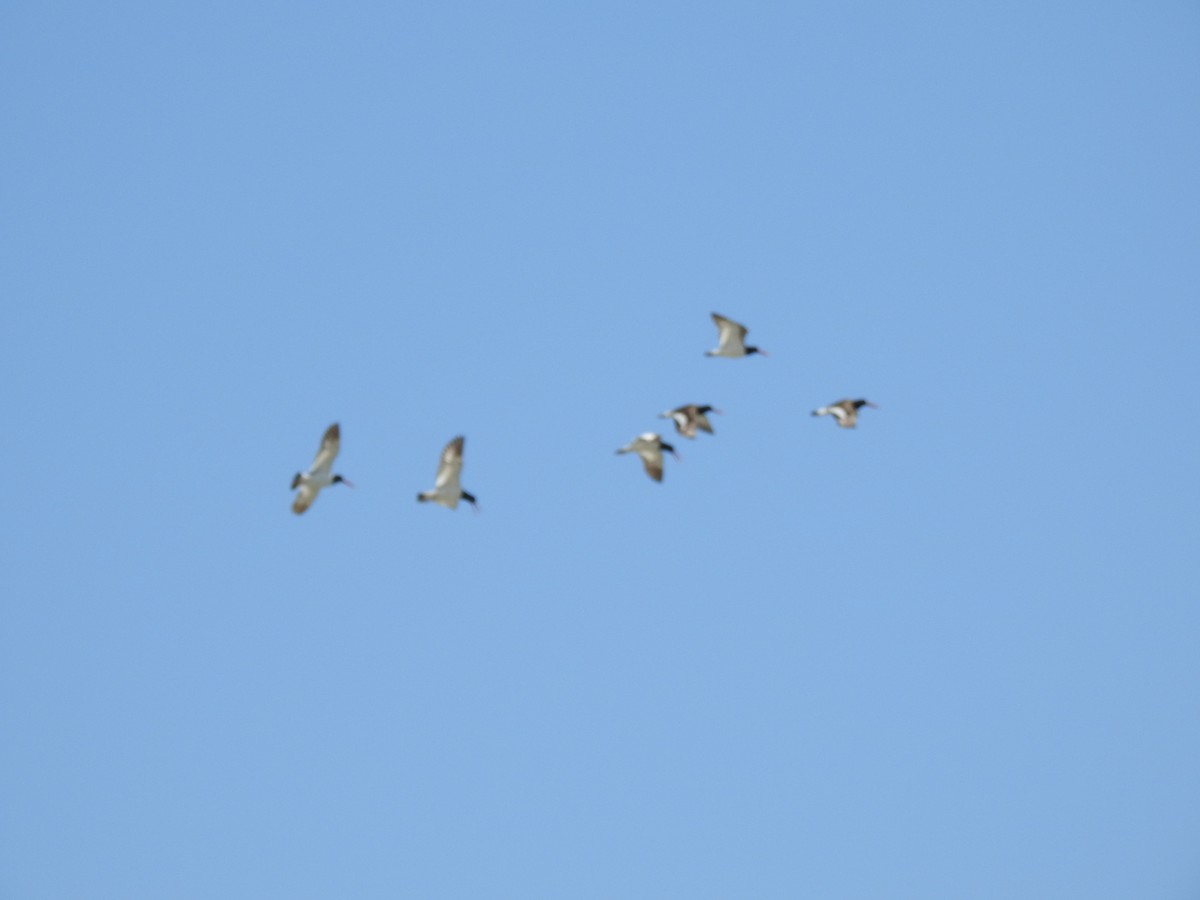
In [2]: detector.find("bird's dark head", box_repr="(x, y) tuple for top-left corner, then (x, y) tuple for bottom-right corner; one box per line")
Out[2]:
(290, 472), (302, 489)
(662, 441), (679, 459)
(746, 346), (768, 356)
(333, 474), (355, 488)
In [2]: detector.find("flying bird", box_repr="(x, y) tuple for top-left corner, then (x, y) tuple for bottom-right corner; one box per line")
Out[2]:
(417, 435), (478, 510)
(616, 432), (679, 482)
(291, 423), (353, 514)
(812, 399), (878, 428)
(660, 404), (721, 439)
(706, 313), (767, 358)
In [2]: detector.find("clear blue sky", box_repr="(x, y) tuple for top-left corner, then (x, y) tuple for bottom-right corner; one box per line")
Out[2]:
(3, 1), (1198, 897)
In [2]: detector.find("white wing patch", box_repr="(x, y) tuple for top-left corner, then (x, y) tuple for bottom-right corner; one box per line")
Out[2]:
(711, 314), (748, 356)
(423, 436), (468, 509)
(308, 424), (340, 480)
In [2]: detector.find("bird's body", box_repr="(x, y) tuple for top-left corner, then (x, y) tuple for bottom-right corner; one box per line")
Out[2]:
(418, 436), (477, 510)
(812, 399), (878, 428)
(660, 404), (721, 439)
(291, 423), (353, 514)
(706, 313), (767, 358)
(616, 432), (679, 482)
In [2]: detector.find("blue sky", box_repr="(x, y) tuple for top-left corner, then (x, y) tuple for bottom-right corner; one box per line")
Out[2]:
(3, 1), (1198, 897)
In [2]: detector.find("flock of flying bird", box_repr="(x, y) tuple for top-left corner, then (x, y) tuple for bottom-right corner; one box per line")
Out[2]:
(289, 312), (877, 515)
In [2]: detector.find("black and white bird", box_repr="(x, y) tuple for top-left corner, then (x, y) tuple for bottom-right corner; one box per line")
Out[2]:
(812, 399), (878, 428)
(417, 436), (478, 510)
(706, 313), (767, 358)
(660, 404), (721, 439)
(291, 423), (353, 515)
(616, 432), (679, 482)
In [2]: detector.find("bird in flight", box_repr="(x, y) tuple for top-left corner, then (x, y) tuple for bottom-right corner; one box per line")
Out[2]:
(417, 435), (478, 511)
(811, 399), (878, 428)
(291, 423), (353, 514)
(616, 432), (679, 482)
(660, 404), (721, 439)
(706, 313), (767, 358)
